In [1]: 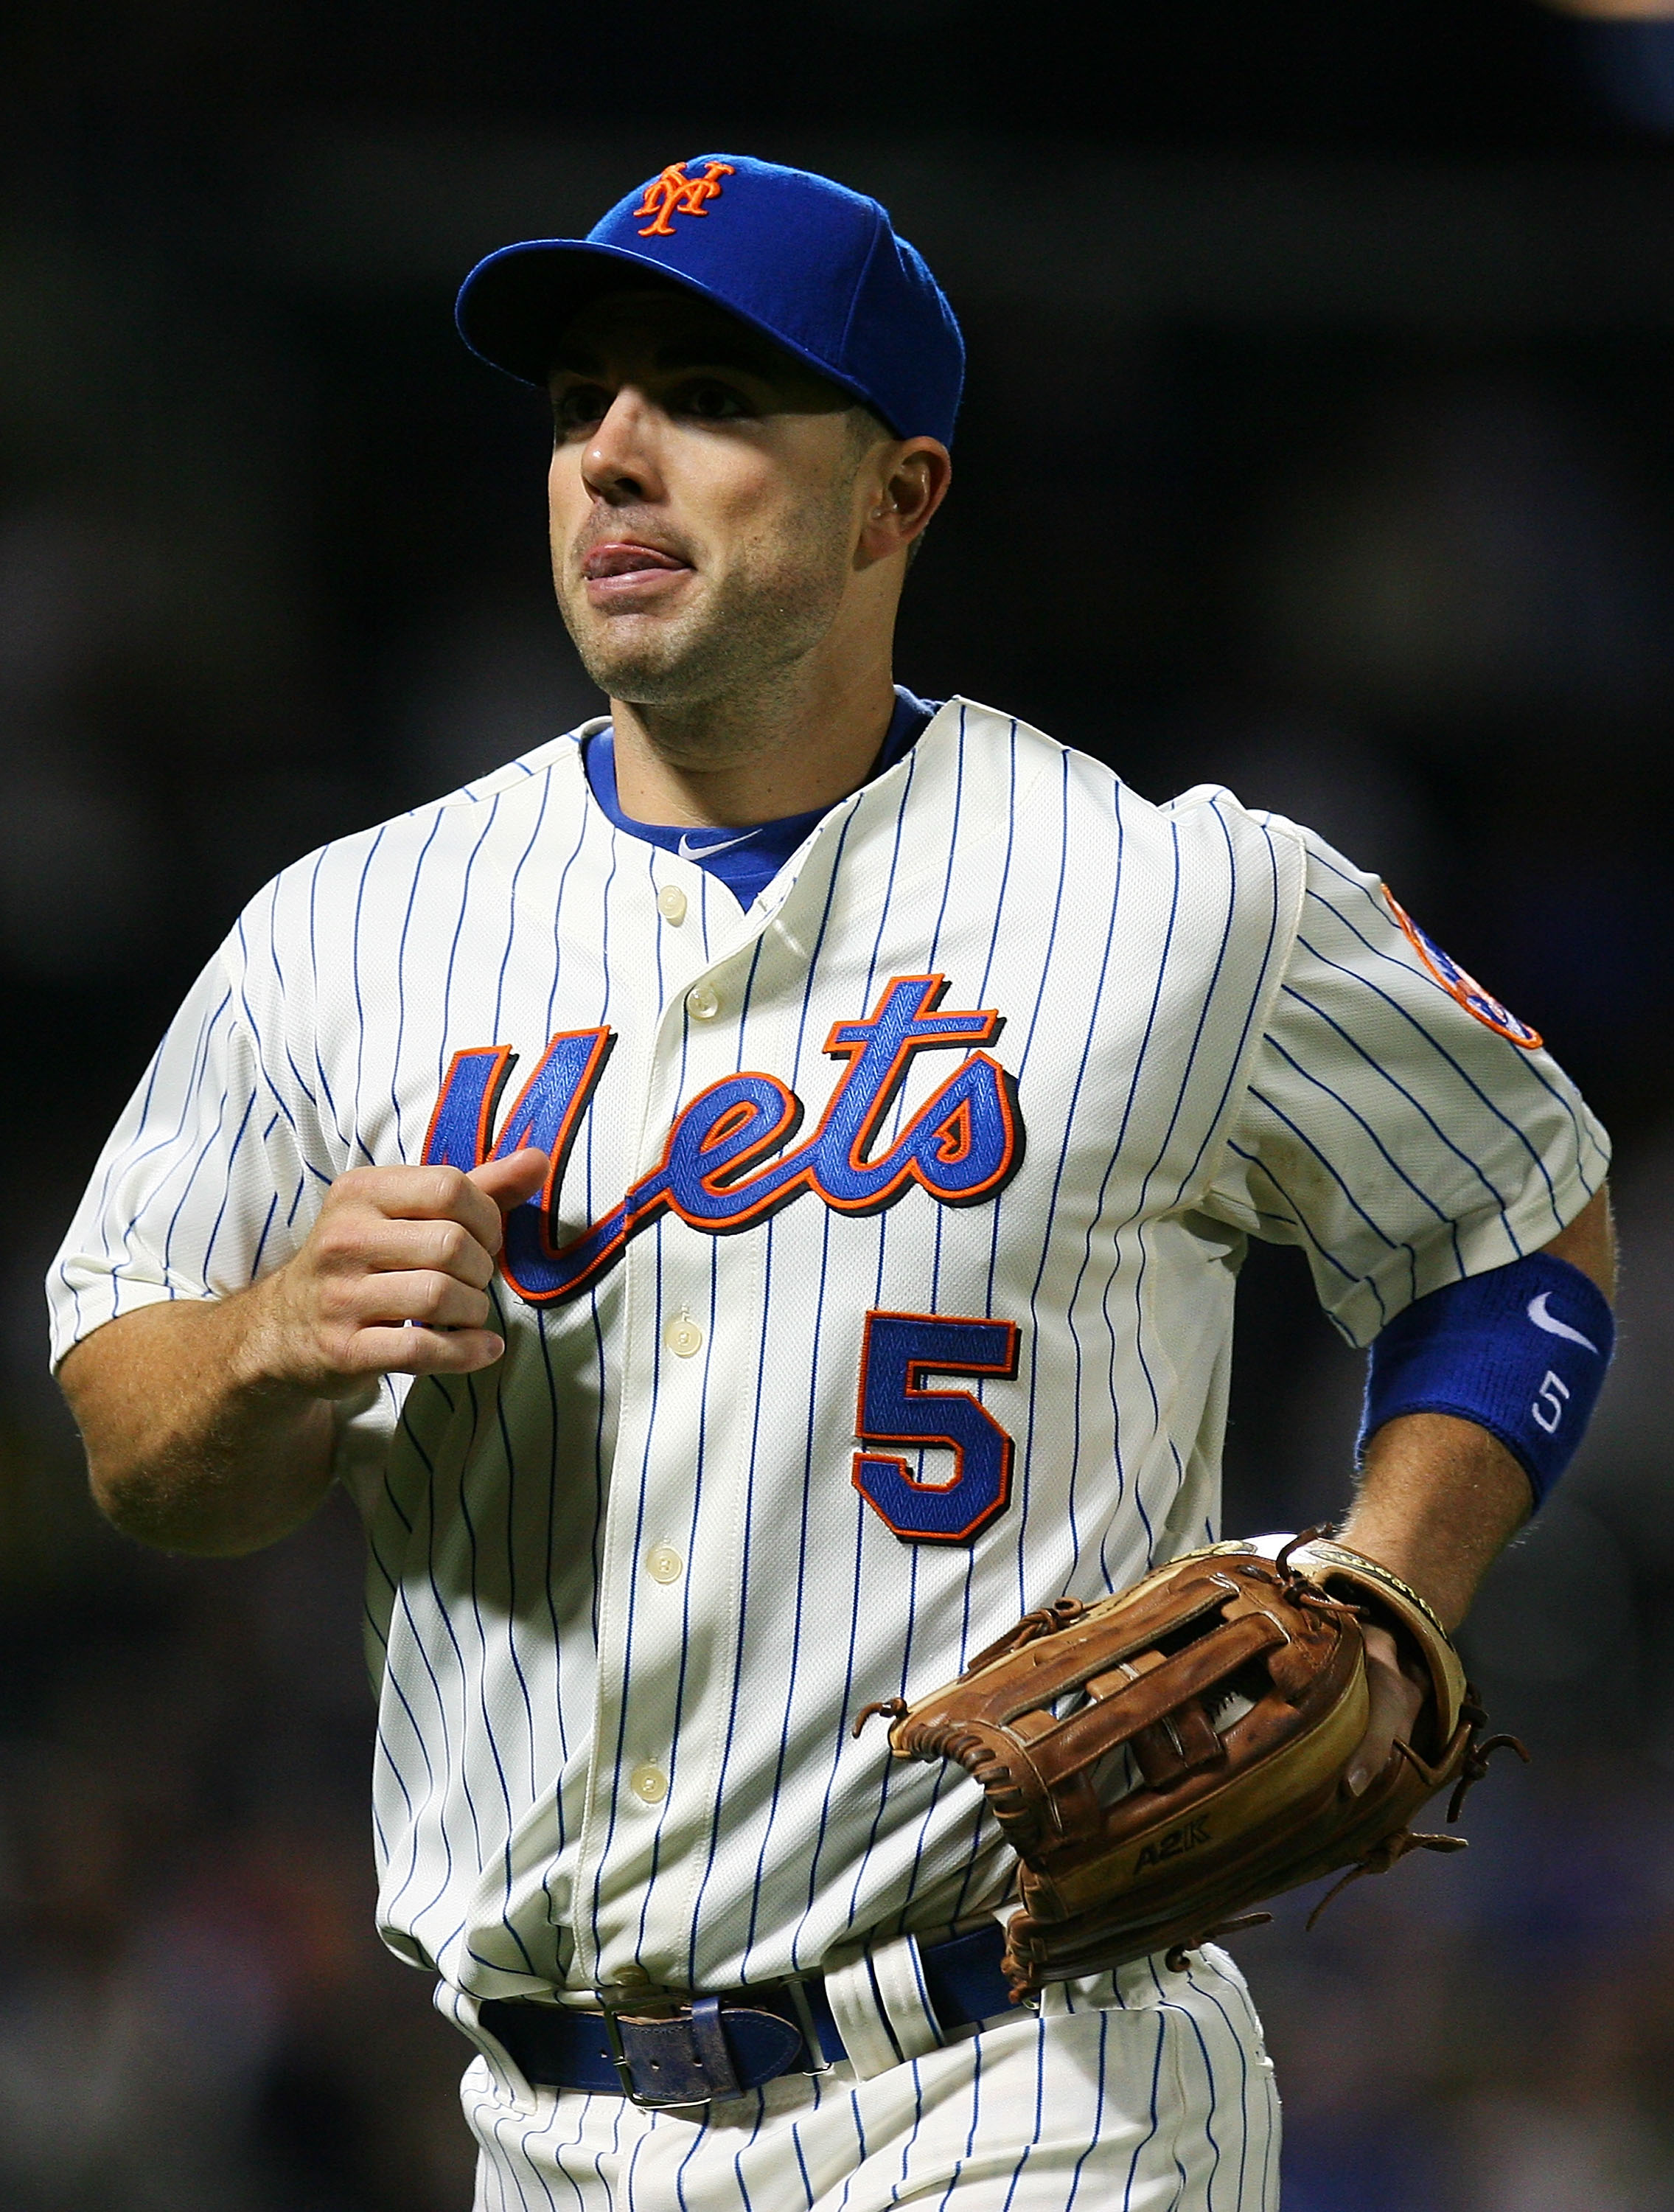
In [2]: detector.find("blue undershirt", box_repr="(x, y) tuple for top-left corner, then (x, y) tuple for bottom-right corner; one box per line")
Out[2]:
(582, 686), (941, 910)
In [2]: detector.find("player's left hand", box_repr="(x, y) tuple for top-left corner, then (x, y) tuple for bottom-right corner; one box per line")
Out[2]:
(1343, 1623), (1428, 1797)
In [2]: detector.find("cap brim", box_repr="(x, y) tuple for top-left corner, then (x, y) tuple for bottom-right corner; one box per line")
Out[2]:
(454, 237), (893, 428)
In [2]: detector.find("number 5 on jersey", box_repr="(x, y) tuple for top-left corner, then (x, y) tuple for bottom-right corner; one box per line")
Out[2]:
(853, 1310), (1020, 1545)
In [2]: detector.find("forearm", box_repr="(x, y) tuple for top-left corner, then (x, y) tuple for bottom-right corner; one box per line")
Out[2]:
(59, 1295), (338, 1557)
(1337, 1412), (1530, 1631)
(1340, 1183), (1617, 1630)
(57, 1150), (549, 1559)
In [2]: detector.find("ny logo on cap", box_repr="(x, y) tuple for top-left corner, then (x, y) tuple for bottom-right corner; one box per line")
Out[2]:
(634, 159), (736, 237)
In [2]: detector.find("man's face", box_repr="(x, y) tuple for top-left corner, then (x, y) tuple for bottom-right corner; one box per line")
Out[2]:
(546, 288), (882, 709)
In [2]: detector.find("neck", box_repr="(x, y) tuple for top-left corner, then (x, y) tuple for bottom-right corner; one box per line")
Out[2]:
(608, 638), (899, 829)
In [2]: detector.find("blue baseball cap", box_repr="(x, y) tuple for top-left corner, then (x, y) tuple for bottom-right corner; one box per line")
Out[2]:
(455, 153), (964, 448)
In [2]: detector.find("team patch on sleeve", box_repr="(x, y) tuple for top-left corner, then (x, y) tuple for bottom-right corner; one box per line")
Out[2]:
(1382, 887), (1541, 1049)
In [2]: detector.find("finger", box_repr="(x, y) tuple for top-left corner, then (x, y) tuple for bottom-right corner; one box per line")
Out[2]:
(329, 1164), (507, 1249)
(347, 1325), (508, 1377)
(469, 1147), (551, 1217)
(334, 1217), (497, 1290)
(339, 1271), (494, 1332)
(1345, 1630), (1426, 1797)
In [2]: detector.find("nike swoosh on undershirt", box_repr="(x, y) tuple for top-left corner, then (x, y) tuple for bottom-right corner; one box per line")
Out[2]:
(677, 830), (758, 859)
(1527, 1291), (1600, 1354)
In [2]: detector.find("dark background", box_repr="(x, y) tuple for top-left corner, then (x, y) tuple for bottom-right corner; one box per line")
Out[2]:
(5, 4), (1674, 2205)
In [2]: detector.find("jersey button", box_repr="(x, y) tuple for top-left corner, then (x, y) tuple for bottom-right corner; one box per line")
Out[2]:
(630, 1764), (668, 1805)
(686, 982), (720, 1021)
(664, 1315), (703, 1357)
(656, 883), (687, 925)
(645, 1543), (683, 1585)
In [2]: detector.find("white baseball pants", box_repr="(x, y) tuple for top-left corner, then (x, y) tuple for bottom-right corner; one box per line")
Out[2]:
(450, 1945), (1280, 2211)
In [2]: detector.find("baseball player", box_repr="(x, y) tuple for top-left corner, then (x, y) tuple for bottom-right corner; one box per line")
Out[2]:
(49, 156), (1615, 2208)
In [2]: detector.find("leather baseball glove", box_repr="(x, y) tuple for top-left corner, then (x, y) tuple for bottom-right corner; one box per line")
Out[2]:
(856, 1532), (1524, 2000)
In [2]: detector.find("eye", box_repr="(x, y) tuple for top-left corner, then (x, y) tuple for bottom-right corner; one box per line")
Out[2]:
(671, 376), (752, 422)
(552, 382), (611, 435)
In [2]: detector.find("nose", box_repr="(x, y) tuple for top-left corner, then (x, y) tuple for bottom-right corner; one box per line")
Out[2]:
(580, 388), (664, 507)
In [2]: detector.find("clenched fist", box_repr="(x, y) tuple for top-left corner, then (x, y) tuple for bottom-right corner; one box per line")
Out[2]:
(239, 1149), (550, 1396)
(59, 1147), (551, 1555)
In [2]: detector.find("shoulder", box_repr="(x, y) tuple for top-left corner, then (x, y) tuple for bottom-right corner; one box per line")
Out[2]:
(216, 721), (603, 1037)
(301, 719), (599, 893)
(941, 698), (1311, 915)
(230, 724), (600, 956)
(943, 698), (1303, 843)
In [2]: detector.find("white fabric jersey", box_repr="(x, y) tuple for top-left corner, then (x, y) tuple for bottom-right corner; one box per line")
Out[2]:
(453, 1950), (1280, 2211)
(49, 698), (1607, 2010)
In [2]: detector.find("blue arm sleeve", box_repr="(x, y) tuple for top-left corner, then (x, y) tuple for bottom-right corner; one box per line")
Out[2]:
(1359, 1251), (1615, 1508)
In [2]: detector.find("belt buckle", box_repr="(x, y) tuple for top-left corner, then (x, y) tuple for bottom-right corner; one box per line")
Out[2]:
(595, 1977), (831, 2107)
(596, 1992), (706, 2111)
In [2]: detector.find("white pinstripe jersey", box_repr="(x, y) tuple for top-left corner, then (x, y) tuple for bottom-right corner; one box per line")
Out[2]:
(49, 698), (1607, 2006)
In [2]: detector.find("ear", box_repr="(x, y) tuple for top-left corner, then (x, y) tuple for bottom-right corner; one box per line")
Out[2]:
(856, 439), (952, 568)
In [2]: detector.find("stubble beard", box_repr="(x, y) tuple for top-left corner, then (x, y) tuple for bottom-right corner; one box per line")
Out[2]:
(555, 482), (857, 757)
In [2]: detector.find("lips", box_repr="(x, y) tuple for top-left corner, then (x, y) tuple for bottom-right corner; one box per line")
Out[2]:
(582, 541), (691, 581)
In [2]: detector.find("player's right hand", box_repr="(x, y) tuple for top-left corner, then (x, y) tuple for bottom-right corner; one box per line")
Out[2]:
(237, 1149), (550, 1397)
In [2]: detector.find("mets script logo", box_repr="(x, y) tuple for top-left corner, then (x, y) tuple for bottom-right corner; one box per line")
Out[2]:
(424, 975), (1023, 1306)
(1384, 888), (1541, 1051)
(634, 159), (736, 237)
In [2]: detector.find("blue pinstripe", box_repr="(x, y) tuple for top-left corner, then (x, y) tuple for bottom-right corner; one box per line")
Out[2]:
(51, 706), (1601, 2206)
(1296, 906), (1571, 1216)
